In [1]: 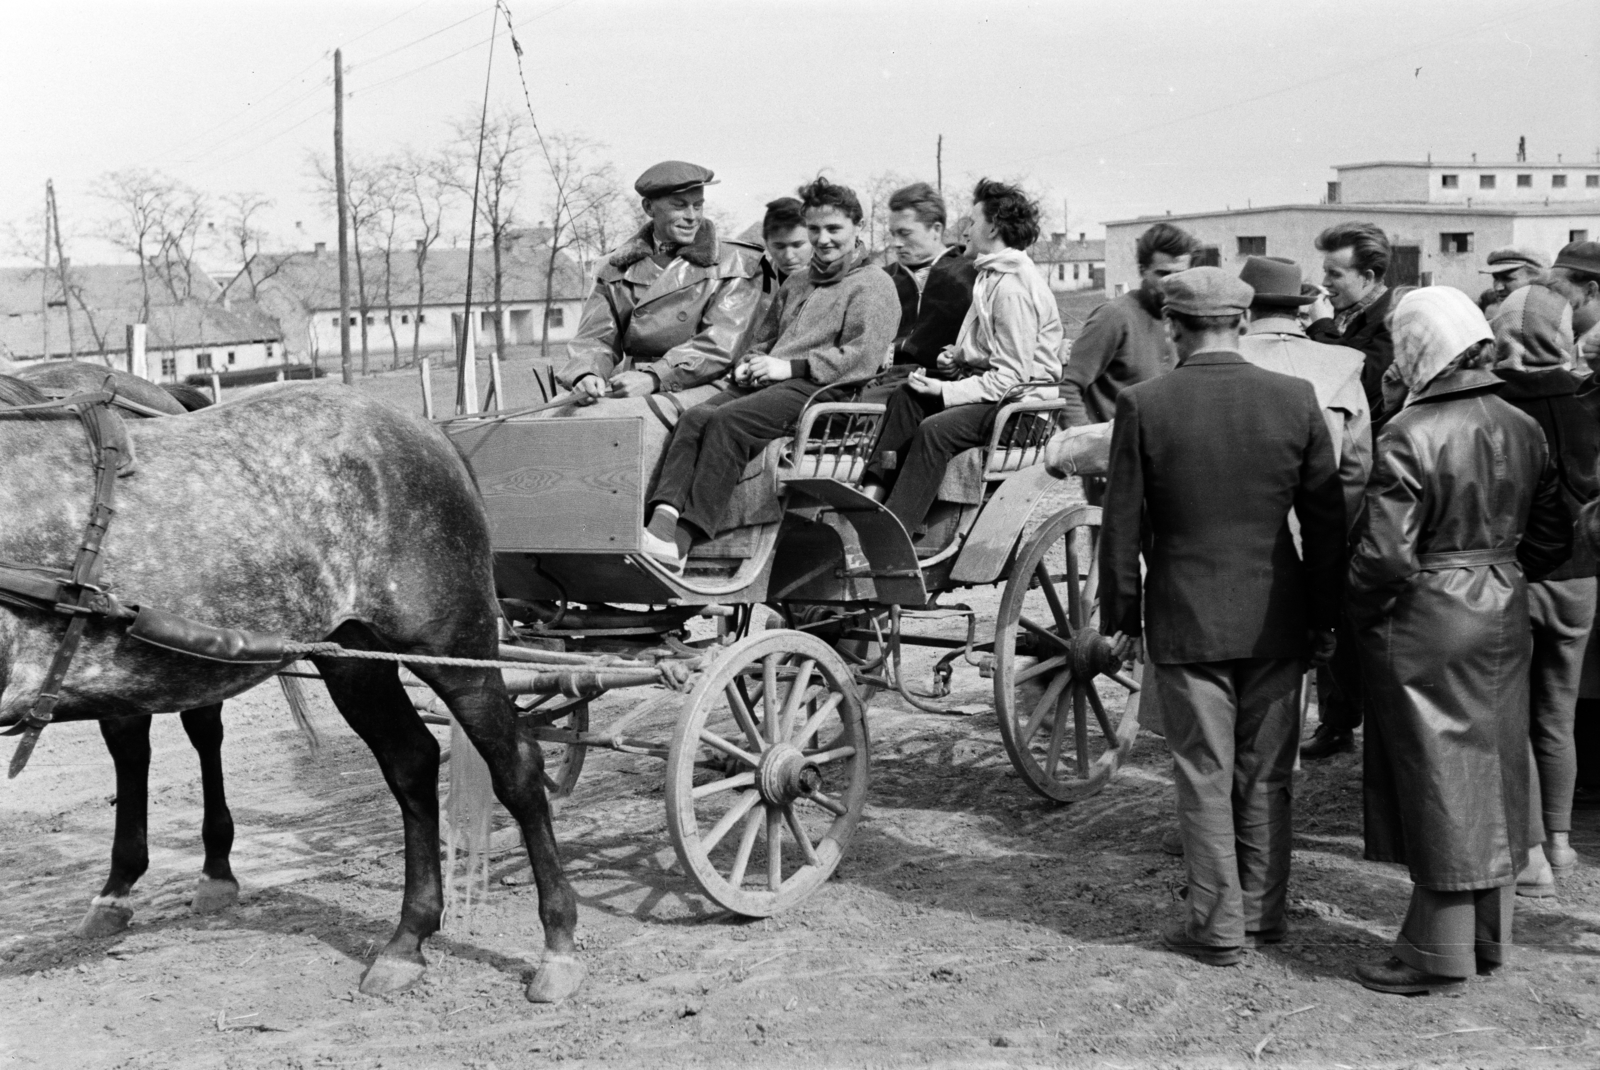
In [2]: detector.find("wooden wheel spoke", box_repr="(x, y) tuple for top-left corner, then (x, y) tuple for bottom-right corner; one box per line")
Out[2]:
(762, 655), (781, 740)
(794, 692), (845, 747)
(783, 805), (821, 868)
(1082, 544), (1100, 623)
(1106, 669), (1141, 692)
(692, 770), (756, 800)
(1073, 683), (1090, 777)
(1014, 653), (1068, 686)
(727, 807), (764, 888)
(1043, 681), (1072, 780)
(700, 790), (761, 853)
(803, 789), (848, 818)
(777, 659), (817, 742)
(1036, 560), (1074, 636)
(698, 728), (761, 769)
(724, 683), (765, 752)
(1018, 615), (1072, 654)
(804, 744), (857, 765)
(1022, 670), (1073, 744)
(1062, 538), (1083, 629)
(1085, 685), (1117, 746)
(766, 806), (783, 890)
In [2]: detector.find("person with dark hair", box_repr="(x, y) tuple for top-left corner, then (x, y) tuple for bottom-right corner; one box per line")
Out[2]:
(1306, 221), (1397, 424)
(861, 179), (1061, 545)
(883, 181), (977, 376)
(1100, 267), (1344, 965)
(1061, 221), (1197, 427)
(641, 177), (900, 566)
(558, 160), (763, 404)
(1350, 287), (1570, 995)
(1481, 246), (1549, 302)
(756, 197), (810, 325)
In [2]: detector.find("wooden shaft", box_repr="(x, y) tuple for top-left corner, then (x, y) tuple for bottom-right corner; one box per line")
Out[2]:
(333, 48), (352, 387)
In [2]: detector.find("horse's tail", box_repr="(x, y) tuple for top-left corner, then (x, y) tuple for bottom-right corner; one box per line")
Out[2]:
(162, 383), (214, 412)
(276, 664), (322, 754)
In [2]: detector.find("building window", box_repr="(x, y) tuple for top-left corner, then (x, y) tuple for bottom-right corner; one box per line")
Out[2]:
(1440, 174), (1459, 189)
(1056, 264), (1064, 281)
(401, 314), (410, 324)
(227, 351), (237, 365)
(1237, 236), (1267, 256)
(331, 317), (339, 327)
(545, 307), (565, 329)
(1439, 232), (1474, 254)
(1073, 263), (1081, 280)
(1589, 175), (1599, 188)
(1516, 174), (1532, 188)
(1573, 230), (1591, 244)
(365, 315), (375, 326)
(1553, 174), (1568, 189)
(160, 356), (176, 377)
(418, 313), (427, 325)
(196, 352), (213, 371)
(1479, 174), (1496, 190)
(1192, 245), (1221, 268)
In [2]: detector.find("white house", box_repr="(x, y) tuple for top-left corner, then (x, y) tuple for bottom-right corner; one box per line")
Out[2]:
(1103, 157), (1600, 298)
(1029, 234), (1106, 292)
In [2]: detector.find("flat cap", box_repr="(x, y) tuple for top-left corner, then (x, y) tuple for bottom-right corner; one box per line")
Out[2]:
(1480, 246), (1550, 275)
(634, 161), (718, 199)
(1161, 266), (1254, 317)
(1553, 241), (1600, 277)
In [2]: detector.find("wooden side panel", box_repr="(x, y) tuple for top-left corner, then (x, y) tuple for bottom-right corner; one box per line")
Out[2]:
(949, 464), (1060, 586)
(450, 417), (643, 553)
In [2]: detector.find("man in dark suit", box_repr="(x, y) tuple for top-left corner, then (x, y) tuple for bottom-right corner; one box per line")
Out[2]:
(1101, 267), (1345, 965)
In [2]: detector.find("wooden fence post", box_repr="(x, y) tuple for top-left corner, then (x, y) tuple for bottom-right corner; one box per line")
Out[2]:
(419, 356), (434, 419)
(126, 324), (147, 380)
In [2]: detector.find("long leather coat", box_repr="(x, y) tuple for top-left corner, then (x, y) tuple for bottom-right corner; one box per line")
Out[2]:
(1349, 368), (1571, 890)
(557, 222), (763, 394)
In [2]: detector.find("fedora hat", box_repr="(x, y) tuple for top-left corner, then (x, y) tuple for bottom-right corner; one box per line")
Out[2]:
(1239, 256), (1315, 308)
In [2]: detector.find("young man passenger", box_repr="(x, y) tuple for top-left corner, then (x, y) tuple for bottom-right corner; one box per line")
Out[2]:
(755, 197), (810, 326)
(641, 177), (901, 567)
(883, 182), (976, 377)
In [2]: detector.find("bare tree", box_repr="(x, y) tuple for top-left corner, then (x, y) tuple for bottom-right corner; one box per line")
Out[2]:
(863, 170), (912, 261)
(569, 164), (630, 279)
(92, 168), (209, 322)
(530, 131), (619, 358)
(398, 149), (455, 365)
(216, 191), (291, 303)
(366, 158), (410, 369)
(312, 154), (394, 375)
(447, 108), (531, 366)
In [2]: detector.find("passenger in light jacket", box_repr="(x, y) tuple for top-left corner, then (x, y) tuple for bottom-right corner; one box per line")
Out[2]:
(1350, 287), (1571, 996)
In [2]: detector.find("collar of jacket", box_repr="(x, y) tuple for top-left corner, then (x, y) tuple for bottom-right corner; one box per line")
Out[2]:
(1336, 285), (1393, 333)
(973, 248), (1034, 275)
(1408, 366), (1503, 404)
(1246, 314), (1307, 338)
(609, 220), (721, 271)
(1495, 366), (1582, 399)
(1178, 349), (1247, 367)
(888, 245), (953, 278)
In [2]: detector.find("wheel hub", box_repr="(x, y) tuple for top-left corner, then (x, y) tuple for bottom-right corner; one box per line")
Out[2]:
(1069, 627), (1118, 680)
(757, 743), (822, 805)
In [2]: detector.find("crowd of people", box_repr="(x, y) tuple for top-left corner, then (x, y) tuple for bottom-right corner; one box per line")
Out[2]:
(549, 158), (1600, 996)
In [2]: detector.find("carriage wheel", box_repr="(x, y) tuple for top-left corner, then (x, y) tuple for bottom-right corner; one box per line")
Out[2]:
(994, 503), (1141, 803)
(665, 630), (868, 916)
(515, 695), (589, 799)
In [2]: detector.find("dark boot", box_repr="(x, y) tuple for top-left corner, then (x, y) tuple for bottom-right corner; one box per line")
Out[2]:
(1355, 956), (1465, 995)
(1300, 723), (1354, 761)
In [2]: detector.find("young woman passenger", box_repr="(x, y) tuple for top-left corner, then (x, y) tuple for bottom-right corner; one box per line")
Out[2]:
(860, 178), (1063, 542)
(640, 176), (901, 567)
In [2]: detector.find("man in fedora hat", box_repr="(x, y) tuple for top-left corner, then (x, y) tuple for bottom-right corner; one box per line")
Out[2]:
(559, 160), (764, 405)
(1482, 246), (1551, 302)
(1101, 267), (1344, 965)
(1239, 256), (1372, 763)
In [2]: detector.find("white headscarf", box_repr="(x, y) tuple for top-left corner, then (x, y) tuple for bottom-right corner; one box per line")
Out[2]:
(1389, 286), (1494, 394)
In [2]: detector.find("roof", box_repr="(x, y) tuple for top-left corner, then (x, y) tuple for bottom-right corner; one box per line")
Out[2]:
(1104, 201), (1600, 227)
(0, 263), (224, 316)
(0, 299), (281, 360)
(250, 233), (588, 313)
(1029, 238), (1106, 263)
(1334, 160), (1600, 171)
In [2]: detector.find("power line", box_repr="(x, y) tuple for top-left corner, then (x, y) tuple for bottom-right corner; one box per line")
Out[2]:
(175, 78), (331, 168)
(346, 6), (485, 73)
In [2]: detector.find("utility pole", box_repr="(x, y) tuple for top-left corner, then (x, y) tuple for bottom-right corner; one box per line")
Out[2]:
(41, 188), (51, 361)
(46, 181), (75, 358)
(936, 135), (943, 195)
(334, 48), (353, 386)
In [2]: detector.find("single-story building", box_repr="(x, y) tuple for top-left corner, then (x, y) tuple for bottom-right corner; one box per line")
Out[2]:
(1029, 234), (1106, 292)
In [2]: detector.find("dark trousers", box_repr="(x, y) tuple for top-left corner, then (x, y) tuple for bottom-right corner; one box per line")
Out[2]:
(651, 380), (819, 537)
(1313, 608), (1364, 734)
(865, 385), (996, 535)
(1156, 657), (1303, 947)
(1396, 885), (1512, 978)
(1528, 577), (1597, 834)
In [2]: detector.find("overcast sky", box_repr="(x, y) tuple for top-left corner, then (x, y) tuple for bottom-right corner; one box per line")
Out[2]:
(1, 0), (1595, 267)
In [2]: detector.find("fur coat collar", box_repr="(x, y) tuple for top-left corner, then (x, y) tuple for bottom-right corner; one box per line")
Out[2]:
(610, 220), (720, 271)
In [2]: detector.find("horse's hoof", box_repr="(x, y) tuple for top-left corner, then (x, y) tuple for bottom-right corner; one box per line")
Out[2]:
(359, 955), (427, 997)
(75, 897), (133, 939)
(524, 952), (586, 1003)
(190, 877), (239, 915)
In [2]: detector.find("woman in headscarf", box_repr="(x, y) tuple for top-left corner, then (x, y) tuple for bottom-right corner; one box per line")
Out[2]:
(1349, 286), (1571, 995)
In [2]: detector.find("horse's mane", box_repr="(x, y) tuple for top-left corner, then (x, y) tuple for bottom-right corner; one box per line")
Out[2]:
(162, 383), (214, 411)
(0, 375), (50, 407)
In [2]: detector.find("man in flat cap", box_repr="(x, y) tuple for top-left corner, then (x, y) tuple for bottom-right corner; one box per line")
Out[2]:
(1482, 246), (1551, 302)
(1238, 256), (1372, 763)
(558, 160), (764, 405)
(1100, 267), (1345, 966)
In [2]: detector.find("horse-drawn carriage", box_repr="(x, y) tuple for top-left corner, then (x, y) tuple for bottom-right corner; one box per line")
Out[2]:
(444, 383), (1144, 916)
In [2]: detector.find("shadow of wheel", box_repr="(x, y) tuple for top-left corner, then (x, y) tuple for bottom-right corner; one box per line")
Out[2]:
(993, 503), (1141, 802)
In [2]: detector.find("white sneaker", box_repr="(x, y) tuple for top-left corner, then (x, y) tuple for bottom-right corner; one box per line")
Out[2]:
(641, 529), (684, 570)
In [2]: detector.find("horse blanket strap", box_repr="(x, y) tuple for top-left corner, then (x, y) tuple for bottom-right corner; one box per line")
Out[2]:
(7, 398), (128, 778)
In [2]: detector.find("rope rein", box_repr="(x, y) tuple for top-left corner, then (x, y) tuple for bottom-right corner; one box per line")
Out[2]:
(279, 641), (699, 690)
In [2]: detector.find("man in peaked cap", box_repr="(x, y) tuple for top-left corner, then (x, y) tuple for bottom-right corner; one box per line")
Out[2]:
(1481, 245), (1551, 301)
(1236, 256), (1372, 764)
(557, 160), (764, 406)
(1100, 266), (1345, 965)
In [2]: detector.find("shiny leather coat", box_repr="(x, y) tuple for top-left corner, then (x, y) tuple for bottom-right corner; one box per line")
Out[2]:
(1350, 368), (1572, 890)
(557, 223), (763, 393)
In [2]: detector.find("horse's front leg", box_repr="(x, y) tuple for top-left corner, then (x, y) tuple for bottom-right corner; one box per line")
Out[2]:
(77, 715), (154, 937)
(180, 704), (239, 914)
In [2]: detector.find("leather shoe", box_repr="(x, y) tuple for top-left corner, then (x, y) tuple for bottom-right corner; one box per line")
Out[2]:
(1517, 844), (1556, 898)
(1159, 829), (1184, 856)
(1355, 955), (1465, 995)
(1300, 724), (1354, 761)
(1245, 924), (1286, 946)
(1161, 921), (1241, 966)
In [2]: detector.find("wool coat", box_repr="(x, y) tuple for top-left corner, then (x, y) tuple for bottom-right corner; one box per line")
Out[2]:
(737, 246), (902, 385)
(1350, 368), (1572, 890)
(1100, 350), (1345, 664)
(1496, 366), (1600, 580)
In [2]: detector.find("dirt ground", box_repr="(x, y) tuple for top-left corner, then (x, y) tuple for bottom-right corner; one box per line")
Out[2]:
(5, 585), (1600, 1070)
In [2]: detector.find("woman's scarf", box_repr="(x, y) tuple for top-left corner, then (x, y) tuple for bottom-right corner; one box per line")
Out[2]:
(808, 240), (865, 286)
(1389, 286), (1493, 394)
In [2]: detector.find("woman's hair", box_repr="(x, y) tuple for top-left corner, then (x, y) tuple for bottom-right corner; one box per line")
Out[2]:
(887, 181), (946, 228)
(797, 176), (863, 225)
(971, 177), (1041, 250)
(1437, 338), (1497, 378)
(761, 197), (805, 238)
